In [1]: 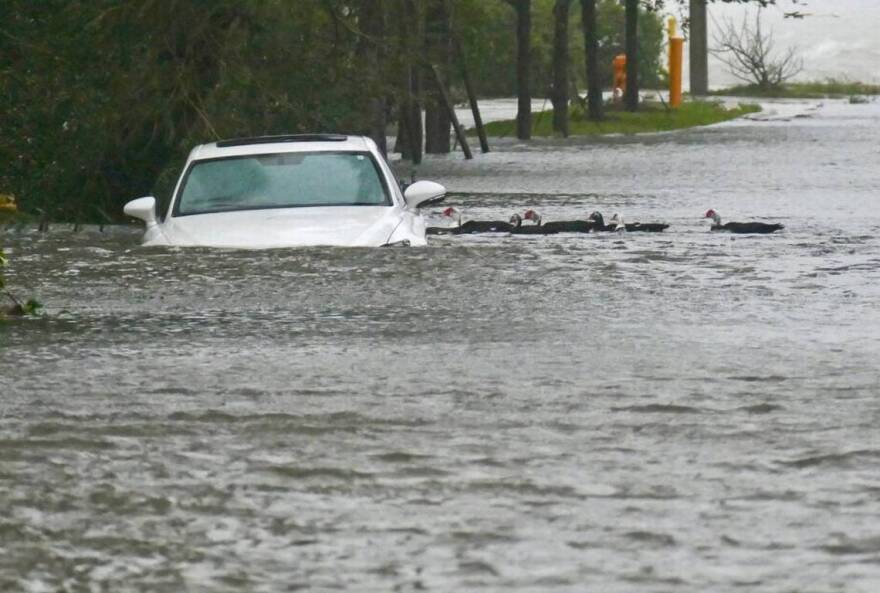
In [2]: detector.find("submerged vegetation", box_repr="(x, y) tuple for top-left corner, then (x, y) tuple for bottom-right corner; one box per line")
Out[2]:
(0, 248), (42, 319)
(480, 100), (760, 137)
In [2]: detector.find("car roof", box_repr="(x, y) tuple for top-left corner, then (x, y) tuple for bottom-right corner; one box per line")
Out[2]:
(190, 134), (373, 160)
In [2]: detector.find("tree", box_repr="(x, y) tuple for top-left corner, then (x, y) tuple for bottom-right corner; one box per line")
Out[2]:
(551, 0), (573, 135)
(674, 0), (794, 94)
(689, 0), (709, 95)
(0, 0), (673, 223)
(424, 0), (452, 154)
(713, 10), (803, 89)
(580, 0), (603, 120)
(394, 0), (424, 163)
(624, 0), (639, 111)
(504, 0), (533, 139)
(357, 0), (389, 155)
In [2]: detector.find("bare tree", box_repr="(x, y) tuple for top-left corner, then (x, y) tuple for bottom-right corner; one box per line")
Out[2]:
(713, 11), (803, 90)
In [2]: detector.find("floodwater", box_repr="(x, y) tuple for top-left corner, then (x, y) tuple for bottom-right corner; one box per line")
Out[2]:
(2, 99), (880, 592)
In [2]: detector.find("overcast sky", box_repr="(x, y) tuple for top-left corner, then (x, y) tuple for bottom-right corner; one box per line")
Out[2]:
(676, 0), (880, 87)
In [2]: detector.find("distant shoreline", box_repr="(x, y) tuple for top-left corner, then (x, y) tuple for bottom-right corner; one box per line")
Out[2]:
(708, 79), (880, 99)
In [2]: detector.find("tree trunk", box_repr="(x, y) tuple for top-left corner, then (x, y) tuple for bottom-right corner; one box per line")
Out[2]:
(689, 0), (709, 96)
(580, 0), (602, 120)
(511, 0), (531, 140)
(424, 0), (451, 153)
(396, 0), (423, 163)
(624, 0), (639, 111)
(360, 0), (387, 155)
(431, 65), (472, 159)
(454, 36), (490, 153)
(551, 0), (571, 137)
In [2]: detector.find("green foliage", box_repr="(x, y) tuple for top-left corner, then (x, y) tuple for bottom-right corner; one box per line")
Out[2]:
(0, 247), (42, 318)
(1, 1), (390, 222)
(20, 299), (43, 316)
(478, 100), (761, 136)
(456, 0), (666, 96)
(2, 1), (669, 223)
(587, 0), (666, 90)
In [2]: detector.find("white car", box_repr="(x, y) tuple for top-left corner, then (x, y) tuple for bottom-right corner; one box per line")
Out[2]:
(123, 134), (446, 248)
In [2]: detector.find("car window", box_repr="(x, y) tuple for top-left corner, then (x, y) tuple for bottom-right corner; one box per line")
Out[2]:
(175, 151), (390, 215)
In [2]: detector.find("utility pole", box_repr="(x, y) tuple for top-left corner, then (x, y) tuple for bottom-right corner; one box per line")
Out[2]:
(689, 0), (709, 95)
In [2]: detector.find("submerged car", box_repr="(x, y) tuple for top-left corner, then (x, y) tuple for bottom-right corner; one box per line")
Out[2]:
(123, 134), (446, 248)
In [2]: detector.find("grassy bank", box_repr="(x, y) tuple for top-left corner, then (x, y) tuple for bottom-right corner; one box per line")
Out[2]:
(711, 79), (880, 99)
(477, 100), (760, 138)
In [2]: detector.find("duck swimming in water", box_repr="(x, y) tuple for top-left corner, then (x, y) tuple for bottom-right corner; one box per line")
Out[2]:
(589, 211), (668, 232)
(430, 206), (515, 234)
(587, 211), (625, 232)
(522, 209), (594, 233)
(704, 209), (784, 234)
(509, 212), (553, 235)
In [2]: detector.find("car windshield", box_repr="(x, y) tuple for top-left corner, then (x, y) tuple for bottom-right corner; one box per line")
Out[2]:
(175, 151), (390, 215)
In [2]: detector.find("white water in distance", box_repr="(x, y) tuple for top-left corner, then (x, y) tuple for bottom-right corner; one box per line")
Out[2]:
(676, 0), (880, 88)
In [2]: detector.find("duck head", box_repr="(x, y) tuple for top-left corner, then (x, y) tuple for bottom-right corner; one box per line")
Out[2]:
(523, 209), (542, 226)
(443, 206), (462, 227)
(609, 213), (626, 232)
(704, 209), (721, 224)
(509, 213), (523, 228)
(588, 211), (605, 226)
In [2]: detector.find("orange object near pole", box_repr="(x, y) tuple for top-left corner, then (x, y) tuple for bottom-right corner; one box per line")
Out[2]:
(612, 53), (627, 103)
(667, 17), (683, 108)
(669, 37), (683, 107)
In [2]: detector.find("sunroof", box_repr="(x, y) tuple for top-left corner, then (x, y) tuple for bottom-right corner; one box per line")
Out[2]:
(216, 134), (349, 148)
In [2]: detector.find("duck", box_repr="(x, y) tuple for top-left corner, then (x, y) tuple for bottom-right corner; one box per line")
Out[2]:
(704, 209), (784, 234)
(589, 211), (668, 232)
(587, 211), (626, 232)
(522, 209), (594, 233)
(433, 206), (515, 234)
(509, 212), (553, 235)
(425, 217), (459, 236)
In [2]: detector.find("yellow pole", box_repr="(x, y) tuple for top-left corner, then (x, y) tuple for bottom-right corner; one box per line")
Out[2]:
(668, 17), (683, 108)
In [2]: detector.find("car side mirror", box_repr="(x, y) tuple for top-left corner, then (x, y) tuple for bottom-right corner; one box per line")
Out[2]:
(124, 196), (158, 226)
(403, 181), (446, 209)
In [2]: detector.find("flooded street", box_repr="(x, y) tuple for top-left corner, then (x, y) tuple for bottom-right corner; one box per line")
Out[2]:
(2, 99), (880, 592)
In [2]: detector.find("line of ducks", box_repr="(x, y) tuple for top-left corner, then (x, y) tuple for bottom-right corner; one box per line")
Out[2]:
(427, 208), (784, 235)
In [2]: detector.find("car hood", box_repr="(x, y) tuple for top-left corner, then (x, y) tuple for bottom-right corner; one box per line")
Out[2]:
(157, 206), (404, 248)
